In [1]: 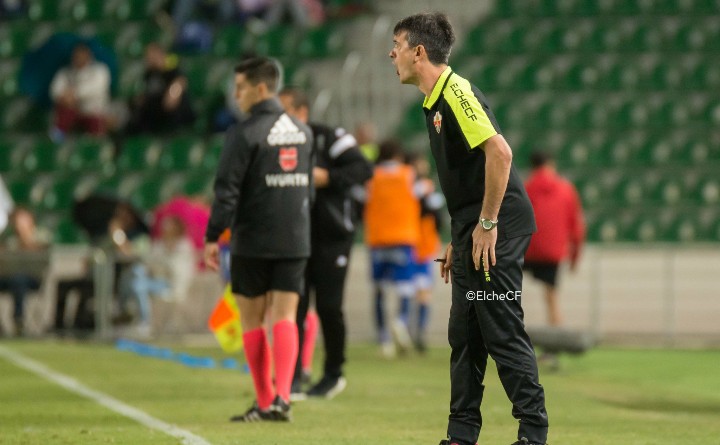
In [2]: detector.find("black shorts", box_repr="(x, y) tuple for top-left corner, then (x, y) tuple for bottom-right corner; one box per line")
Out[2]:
(231, 256), (307, 297)
(524, 261), (559, 287)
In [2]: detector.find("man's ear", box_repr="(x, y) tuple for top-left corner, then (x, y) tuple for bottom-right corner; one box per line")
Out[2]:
(415, 44), (425, 61)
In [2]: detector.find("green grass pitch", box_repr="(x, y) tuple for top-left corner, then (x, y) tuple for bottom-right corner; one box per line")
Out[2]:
(1, 340), (719, 444)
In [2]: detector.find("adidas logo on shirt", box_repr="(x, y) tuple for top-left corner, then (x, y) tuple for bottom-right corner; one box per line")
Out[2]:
(267, 114), (308, 146)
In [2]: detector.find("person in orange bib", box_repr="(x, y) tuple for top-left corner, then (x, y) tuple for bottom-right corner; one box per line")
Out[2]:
(406, 153), (445, 353)
(364, 139), (421, 356)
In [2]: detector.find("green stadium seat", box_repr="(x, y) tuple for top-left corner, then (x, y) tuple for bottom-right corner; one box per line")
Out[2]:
(6, 177), (36, 207)
(181, 172), (214, 196)
(130, 177), (163, 211)
(694, 177), (720, 205)
(0, 26), (33, 58)
(253, 27), (297, 57)
(582, 24), (622, 53)
(184, 57), (210, 97)
(298, 24), (345, 59)
(116, 137), (162, 172)
(118, 60), (145, 98)
(0, 98), (47, 132)
(130, 174), (183, 211)
(0, 61), (20, 99)
(40, 176), (78, 211)
(113, 0), (164, 21)
(461, 25), (486, 57)
(28, 0), (61, 20)
(21, 139), (61, 173)
(94, 175), (122, 196)
(671, 24), (707, 52)
(212, 26), (247, 57)
(114, 24), (165, 58)
(626, 213), (662, 242)
(588, 216), (620, 243)
(70, 0), (110, 22)
(54, 215), (88, 244)
(202, 135), (225, 172)
(158, 137), (205, 171)
(495, 25), (526, 54)
(65, 137), (116, 174)
(0, 137), (28, 173)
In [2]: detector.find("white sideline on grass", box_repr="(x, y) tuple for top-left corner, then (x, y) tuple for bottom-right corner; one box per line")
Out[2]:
(0, 345), (213, 445)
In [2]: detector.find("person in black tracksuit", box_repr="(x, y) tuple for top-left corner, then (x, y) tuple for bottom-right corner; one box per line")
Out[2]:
(204, 58), (313, 422)
(279, 87), (373, 399)
(391, 14), (548, 445)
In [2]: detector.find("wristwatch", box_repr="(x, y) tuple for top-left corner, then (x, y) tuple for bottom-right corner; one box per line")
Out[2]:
(479, 217), (498, 231)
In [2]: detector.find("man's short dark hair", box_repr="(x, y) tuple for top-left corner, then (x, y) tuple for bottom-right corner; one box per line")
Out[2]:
(394, 12), (456, 65)
(278, 86), (310, 110)
(377, 139), (404, 163)
(530, 151), (551, 169)
(235, 57), (280, 93)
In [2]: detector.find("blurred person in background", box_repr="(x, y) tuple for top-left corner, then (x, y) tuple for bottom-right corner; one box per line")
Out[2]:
(263, 0), (324, 28)
(406, 152), (444, 353)
(390, 12), (548, 445)
(110, 203), (152, 327)
(279, 86), (373, 399)
(0, 175), (12, 235)
(524, 151), (585, 328)
(204, 57), (313, 422)
(171, 0), (238, 28)
(49, 43), (111, 141)
(125, 43), (196, 135)
(364, 139), (421, 358)
(0, 208), (49, 336)
(152, 191), (211, 268)
(354, 121), (379, 162)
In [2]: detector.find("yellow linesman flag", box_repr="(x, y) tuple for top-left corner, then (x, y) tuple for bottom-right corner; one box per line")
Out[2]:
(208, 284), (243, 353)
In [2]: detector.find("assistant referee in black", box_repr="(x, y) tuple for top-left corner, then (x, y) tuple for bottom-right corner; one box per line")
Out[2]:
(390, 12), (549, 445)
(279, 87), (373, 399)
(204, 57), (313, 422)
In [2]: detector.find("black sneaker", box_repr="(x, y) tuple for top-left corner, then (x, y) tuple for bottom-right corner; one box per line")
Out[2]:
(290, 380), (307, 402)
(229, 401), (275, 422)
(269, 395), (292, 422)
(438, 440), (478, 445)
(306, 376), (347, 399)
(511, 438), (546, 445)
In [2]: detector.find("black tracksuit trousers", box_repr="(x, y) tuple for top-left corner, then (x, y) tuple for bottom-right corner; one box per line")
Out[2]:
(295, 238), (353, 380)
(447, 234), (548, 445)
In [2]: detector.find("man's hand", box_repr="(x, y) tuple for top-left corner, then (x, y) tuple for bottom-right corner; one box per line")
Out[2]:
(472, 223), (497, 272)
(313, 167), (329, 188)
(439, 243), (453, 284)
(204, 242), (220, 271)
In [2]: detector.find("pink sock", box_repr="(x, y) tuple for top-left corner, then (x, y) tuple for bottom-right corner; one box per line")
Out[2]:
(242, 328), (274, 410)
(272, 320), (299, 403)
(302, 310), (319, 373)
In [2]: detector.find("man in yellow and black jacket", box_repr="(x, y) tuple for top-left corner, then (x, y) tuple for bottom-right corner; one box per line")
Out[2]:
(390, 12), (548, 445)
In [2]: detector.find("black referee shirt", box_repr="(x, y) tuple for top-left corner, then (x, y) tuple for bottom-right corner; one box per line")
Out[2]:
(422, 67), (535, 244)
(205, 98), (313, 258)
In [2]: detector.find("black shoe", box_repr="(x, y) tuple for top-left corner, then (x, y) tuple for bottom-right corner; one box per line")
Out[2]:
(301, 370), (312, 385)
(269, 395), (292, 422)
(290, 379), (307, 402)
(306, 376), (347, 399)
(229, 401), (275, 422)
(438, 440), (477, 445)
(511, 438), (546, 445)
